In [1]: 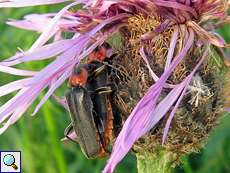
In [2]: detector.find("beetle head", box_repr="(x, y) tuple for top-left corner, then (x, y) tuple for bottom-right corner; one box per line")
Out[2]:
(69, 65), (89, 87)
(88, 43), (112, 63)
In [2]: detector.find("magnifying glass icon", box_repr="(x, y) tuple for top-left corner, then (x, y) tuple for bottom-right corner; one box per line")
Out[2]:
(3, 154), (18, 170)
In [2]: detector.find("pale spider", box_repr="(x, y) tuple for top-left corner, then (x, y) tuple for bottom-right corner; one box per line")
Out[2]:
(187, 75), (214, 107)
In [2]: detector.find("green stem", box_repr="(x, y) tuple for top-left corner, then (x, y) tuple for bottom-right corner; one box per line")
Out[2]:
(136, 149), (176, 173)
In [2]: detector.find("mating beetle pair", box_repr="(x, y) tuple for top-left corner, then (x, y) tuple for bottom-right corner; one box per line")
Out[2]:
(64, 43), (121, 159)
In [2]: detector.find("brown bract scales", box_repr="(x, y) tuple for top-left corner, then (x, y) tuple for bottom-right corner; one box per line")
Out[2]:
(108, 14), (229, 160)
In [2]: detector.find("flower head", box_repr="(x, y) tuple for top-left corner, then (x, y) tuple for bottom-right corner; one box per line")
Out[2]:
(0, 0), (229, 173)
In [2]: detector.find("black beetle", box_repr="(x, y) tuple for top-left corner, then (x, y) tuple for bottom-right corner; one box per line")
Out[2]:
(64, 43), (122, 158)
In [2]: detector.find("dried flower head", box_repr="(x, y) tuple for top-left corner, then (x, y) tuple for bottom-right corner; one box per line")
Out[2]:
(0, 0), (229, 173)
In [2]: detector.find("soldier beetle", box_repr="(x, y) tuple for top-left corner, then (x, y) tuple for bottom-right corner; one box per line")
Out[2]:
(64, 43), (121, 158)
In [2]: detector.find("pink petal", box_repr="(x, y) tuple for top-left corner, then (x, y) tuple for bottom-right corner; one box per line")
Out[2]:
(0, 65), (37, 76)
(0, 78), (31, 97)
(29, 1), (85, 51)
(61, 131), (77, 142)
(0, 0), (71, 8)
(153, 0), (198, 18)
(32, 65), (72, 115)
(52, 95), (68, 110)
(1, 39), (79, 66)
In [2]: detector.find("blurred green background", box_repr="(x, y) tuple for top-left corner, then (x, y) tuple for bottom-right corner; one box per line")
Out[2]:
(0, 5), (229, 173)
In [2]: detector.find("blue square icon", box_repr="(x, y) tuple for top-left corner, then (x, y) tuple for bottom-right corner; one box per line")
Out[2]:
(0, 151), (21, 173)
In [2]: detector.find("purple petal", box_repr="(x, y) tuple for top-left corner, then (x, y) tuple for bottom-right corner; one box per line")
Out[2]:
(0, 84), (43, 125)
(61, 131), (77, 142)
(140, 47), (159, 82)
(0, 0), (72, 8)
(52, 95), (68, 110)
(0, 65), (37, 76)
(0, 84), (44, 134)
(32, 65), (72, 115)
(7, 13), (80, 32)
(7, 16), (57, 32)
(162, 49), (208, 143)
(29, 1), (85, 51)
(0, 78), (31, 97)
(1, 39), (79, 66)
(165, 27), (179, 70)
(140, 47), (175, 89)
(153, 0), (198, 18)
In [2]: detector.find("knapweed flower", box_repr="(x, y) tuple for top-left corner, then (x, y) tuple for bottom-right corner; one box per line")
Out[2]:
(0, 0), (229, 173)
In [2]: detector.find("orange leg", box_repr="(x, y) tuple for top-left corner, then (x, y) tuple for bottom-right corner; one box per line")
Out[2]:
(104, 97), (114, 146)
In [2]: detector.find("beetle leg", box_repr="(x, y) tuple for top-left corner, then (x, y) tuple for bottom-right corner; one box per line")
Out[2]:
(93, 65), (106, 77)
(96, 86), (115, 148)
(95, 86), (113, 95)
(93, 109), (105, 134)
(64, 123), (72, 136)
(96, 137), (108, 158)
(111, 100), (123, 137)
(64, 123), (78, 143)
(113, 93), (130, 115)
(103, 97), (114, 146)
